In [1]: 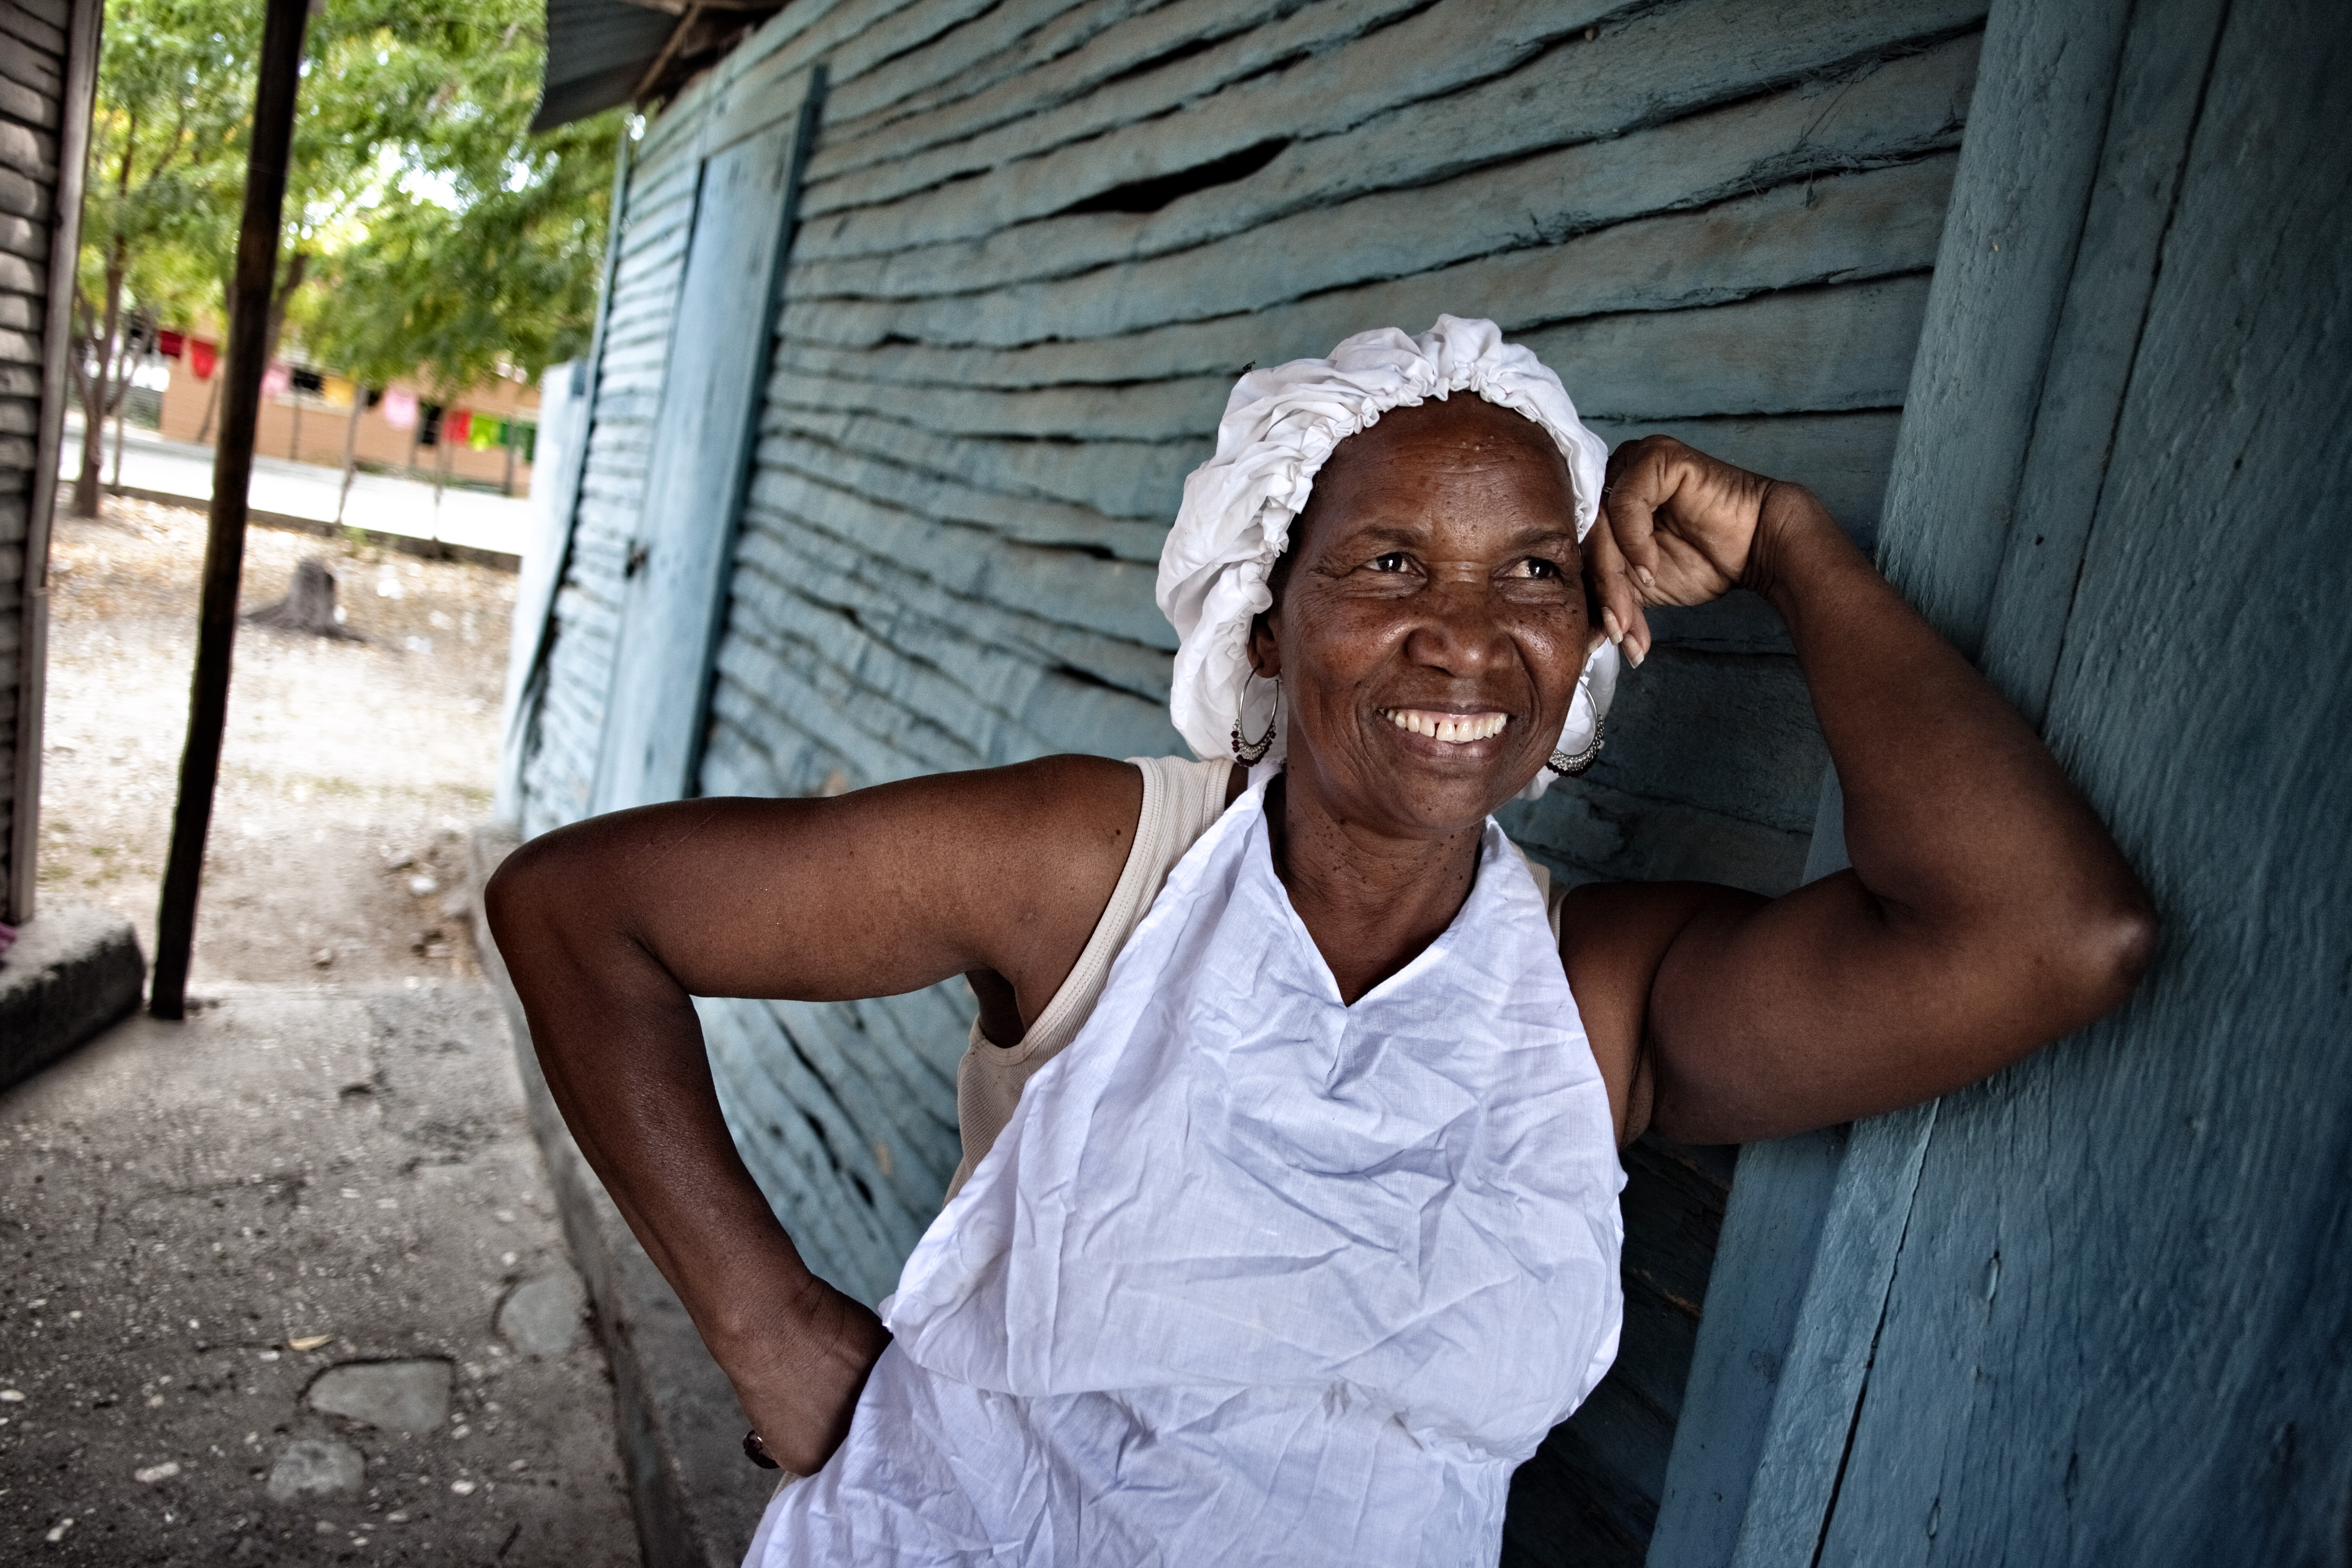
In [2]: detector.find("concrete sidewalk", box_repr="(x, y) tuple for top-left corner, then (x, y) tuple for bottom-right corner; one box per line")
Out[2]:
(60, 419), (535, 563)
(0, 982), (640, 1565)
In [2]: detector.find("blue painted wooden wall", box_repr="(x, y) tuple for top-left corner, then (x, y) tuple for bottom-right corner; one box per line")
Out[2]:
(509, 1), (1996, 1558)
(1657, 0), (2352, 1560)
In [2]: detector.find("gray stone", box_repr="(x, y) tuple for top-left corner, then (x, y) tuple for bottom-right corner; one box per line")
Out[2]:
(0, 901), (144, 1096)
(264, 1439), (365, 1502)
(305, 1359), (451, 1433)
(499, 1268), (587, 1356)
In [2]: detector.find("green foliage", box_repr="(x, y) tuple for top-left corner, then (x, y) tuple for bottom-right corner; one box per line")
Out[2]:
(82, 0), (622, 393)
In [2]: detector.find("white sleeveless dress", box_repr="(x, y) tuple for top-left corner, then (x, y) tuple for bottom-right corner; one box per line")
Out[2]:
(747, 782), (1625, 1567)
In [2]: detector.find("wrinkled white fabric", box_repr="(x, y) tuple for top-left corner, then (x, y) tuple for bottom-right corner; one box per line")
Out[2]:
(747, 784), (1625, 1567)
(1156, 315), (1620, 799)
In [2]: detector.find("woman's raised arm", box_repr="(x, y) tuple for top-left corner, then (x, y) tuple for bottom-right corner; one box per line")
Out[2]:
(1570, 438), (2157, 1146)
(483, 755), (1142, 1471)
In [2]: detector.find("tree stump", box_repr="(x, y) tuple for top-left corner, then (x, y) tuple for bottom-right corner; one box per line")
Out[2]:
(244, 556), (363, 640)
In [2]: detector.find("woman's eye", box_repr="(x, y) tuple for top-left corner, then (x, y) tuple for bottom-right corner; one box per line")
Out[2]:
(1511, 557), (1560, 579)
(1371, 552), (1410, 573)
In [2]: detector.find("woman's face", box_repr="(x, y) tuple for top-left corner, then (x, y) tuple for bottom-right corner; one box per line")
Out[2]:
(1251, 397), (1591, 837)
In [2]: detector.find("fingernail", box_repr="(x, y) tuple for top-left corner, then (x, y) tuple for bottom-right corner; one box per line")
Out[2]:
(1602, 607), (1625, 645)
(1634, 565), (1655, 589)
(1627, 641), (1646, 669)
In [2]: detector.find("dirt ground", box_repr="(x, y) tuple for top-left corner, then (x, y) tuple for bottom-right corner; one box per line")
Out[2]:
(37, 496), (514, 985)
(6, 494), (643, 1564)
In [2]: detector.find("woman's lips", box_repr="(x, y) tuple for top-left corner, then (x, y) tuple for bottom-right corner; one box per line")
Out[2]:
(1378, 708), (1510, 744)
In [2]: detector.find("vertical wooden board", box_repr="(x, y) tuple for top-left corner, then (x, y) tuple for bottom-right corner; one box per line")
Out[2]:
(1872, 0), (2132, 657)
(1975, 0), (2229, 726)
(593, 111), (803, 813)
(1814, 1), (2352, 1560)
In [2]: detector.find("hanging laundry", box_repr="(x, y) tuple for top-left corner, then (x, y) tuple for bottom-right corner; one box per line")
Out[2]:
(380, 389), (418, 430)
(261, 363), (291, 399)
(157, 330), (186, 358)
(468, 417), (501, 451)
(445, 409), (472, 444)
(188, 340), (217, 379)
(321, 376), (356, 409)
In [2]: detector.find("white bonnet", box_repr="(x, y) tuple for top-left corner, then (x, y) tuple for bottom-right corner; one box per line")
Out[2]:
(1155, 314), (1621, 800)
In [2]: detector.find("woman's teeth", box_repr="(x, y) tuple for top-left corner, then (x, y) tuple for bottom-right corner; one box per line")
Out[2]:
(1382, 709), (1509, 743)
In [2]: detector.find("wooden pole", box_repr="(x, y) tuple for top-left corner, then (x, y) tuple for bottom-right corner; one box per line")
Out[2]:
(335, 385), (360, 527)
(150, 0), (309, 1019)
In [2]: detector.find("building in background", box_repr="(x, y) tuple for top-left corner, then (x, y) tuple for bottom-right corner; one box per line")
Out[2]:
(147, 340), (542, 495)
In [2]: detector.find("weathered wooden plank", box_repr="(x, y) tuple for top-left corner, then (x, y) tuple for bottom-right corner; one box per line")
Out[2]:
(0, 71), (53, 131)
(1812, 1), (2352, 1559)
(726, 534), (1172, 768)
(786, 39), (1975, 343)
(800, 0), (1981, 259)
(712, 631), (979, 784)
(1977, 0), (2227, 726)
(742, 454), (1177, 647)
(772, 403), (1195, 521)
(789, 153), (1956, 370)
(0, 2), (68, 59)
(808, 0), (1433, 198)
(0, 32), (61, 99)
(0, 213), (41, 261)
(773, 279), (1929, 444)
(769, 425), (1171, 562)
(821, 0), (1145, 138)
(1872, 0), (2134, 659)
(1498, 776), (1813, 899)
(0, 119), (55, 181)
(738, 484), (1175, 698)
(594, 108), (810, 813)
(0, 248), (43, 295)
(0, 168), (48, 224)
(703, 0), (990, 159)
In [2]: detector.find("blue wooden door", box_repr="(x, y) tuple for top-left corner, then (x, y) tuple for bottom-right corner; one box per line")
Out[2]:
(1657, 0), (2352, 1559)
(593, 90), (814, 813)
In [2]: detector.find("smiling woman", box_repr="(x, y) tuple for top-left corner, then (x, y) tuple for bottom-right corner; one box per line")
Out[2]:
(485, 318), (2155, 1567)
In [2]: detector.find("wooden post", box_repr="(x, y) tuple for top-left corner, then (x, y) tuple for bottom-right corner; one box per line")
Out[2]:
(335, 386), (360, 527)
(150, 0), (310, 1019)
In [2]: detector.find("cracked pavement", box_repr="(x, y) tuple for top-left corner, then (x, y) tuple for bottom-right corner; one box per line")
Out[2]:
(0, 982), (640, 1565)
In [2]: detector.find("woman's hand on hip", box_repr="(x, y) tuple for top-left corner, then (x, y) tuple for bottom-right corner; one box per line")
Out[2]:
(720, 1276), (892, 1477)
(1584, 435), (1784, 662)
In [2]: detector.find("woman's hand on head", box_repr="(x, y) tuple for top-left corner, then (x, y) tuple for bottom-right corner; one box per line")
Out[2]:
(720, 1275), (892, 1477)
(1584, 435), (1783, 663)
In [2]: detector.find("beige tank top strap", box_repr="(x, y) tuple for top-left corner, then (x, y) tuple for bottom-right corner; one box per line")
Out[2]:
(946, 755), (1233, 1199)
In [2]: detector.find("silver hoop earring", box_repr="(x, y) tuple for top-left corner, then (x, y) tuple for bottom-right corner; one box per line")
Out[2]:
(1545, 718), (1604, 776)
(1231, 675), (1279, 765)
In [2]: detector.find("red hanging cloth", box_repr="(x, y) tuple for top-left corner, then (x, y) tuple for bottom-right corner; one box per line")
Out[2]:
(444, 408), (472, 444)
(189, 339), (218, 379)
(157, 329), (186, 358)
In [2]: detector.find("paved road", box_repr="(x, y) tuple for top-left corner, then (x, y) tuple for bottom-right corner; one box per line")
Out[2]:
(60, 420), (536, 561)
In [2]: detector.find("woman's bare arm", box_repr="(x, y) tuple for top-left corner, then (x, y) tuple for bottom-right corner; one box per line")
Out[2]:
(483, 755), (1142, 1470)
(1570, 439), (2157, 1145)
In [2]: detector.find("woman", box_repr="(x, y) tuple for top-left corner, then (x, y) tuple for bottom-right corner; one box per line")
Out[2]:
(488, 318), (2154, 1565)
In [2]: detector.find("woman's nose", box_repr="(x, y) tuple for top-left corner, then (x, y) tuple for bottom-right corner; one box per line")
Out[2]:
(1400, 576), (1512, 675)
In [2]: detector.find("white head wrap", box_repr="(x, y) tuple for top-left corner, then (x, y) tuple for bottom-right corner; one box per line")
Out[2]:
(1156, 314), (1621, 800)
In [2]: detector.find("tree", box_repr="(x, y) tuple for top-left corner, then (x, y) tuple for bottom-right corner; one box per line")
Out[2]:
(70, 0), (254, 515)
(72, 0), (621, 514)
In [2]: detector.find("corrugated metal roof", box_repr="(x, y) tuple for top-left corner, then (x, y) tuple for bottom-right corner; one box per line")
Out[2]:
(531, 0), (787, 132)
(531, 0), (682, 132)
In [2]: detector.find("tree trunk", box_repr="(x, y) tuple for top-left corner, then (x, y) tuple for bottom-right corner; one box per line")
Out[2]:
(195, 372), (220, 444)
(109, 370), (128, 487)
(263, 249), (307, 366)
(335, 389), (361, 527)
(501, 425), (516, 496)
(73, 123), (141, 517)
(244, 555), (362, 640)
